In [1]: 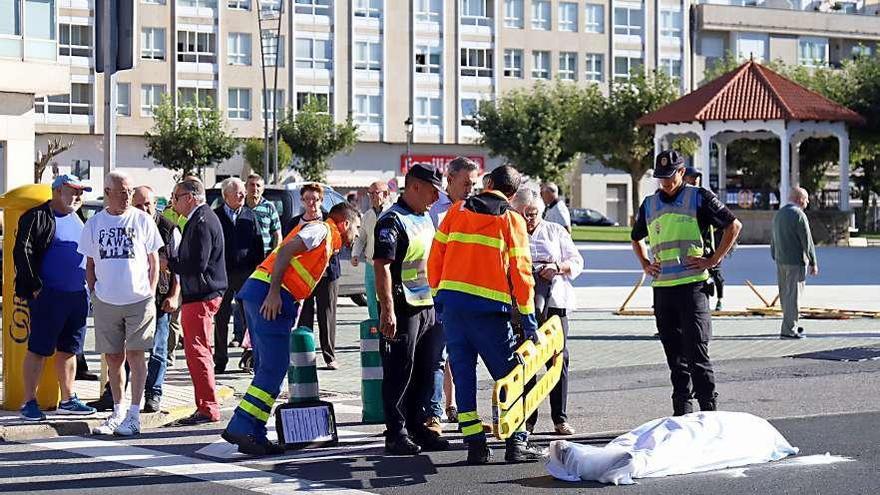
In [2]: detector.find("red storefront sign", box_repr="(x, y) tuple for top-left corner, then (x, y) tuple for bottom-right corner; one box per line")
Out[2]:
(400, 155), (485, 174)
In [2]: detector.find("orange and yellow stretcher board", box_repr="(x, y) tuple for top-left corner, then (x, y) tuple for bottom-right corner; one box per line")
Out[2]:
(491, 316), (565, 440)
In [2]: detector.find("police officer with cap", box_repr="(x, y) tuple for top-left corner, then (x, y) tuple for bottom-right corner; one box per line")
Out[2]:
(631, 150), (742, 416)
(374, 163), (449, 455)
(684, 167), (727, 311)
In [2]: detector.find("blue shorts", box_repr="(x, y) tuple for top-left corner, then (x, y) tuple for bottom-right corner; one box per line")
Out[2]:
(28, 287), (89, 357)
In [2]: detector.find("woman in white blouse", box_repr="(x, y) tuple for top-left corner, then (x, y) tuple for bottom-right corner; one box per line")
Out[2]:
(511, 187), (584, 436)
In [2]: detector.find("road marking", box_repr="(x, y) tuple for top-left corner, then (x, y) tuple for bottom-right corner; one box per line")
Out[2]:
(197, 425), (384, 461)
(30, 437), (375, 494)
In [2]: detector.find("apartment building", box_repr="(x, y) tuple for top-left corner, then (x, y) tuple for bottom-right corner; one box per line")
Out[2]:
(31, 1), (880, 220)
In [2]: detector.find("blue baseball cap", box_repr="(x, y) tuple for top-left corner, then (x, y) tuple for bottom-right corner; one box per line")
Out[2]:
(684, 166), (702, 178)
(52, 174), (92, 192)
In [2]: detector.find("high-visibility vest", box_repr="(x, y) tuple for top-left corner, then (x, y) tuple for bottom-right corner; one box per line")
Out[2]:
(428, 190), (535, 315)
(249, 219), (342, 300)
(379, 203), (434, 307)
(644, 185), (710, 288)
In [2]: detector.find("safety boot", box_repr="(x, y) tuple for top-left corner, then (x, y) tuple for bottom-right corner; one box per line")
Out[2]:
(672, 399), (694, 416)
(504, 438), (544, 463)
(466, 439), (492, 465)
(698, 393), (718, 412)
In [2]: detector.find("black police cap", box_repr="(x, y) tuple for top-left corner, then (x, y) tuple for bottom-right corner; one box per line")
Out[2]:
(653, 150), (686, 179)
(406, 163), (443, 190)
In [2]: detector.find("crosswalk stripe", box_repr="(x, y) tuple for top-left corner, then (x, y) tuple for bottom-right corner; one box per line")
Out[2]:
(29, 437), (375, 494)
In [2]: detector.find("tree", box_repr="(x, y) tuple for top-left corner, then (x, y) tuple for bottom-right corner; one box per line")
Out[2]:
(242, 137), (293, 178)
(144, 94), (237, 179)
(278, 100), (359, 182)
(474, 81), (592, 185)
(34, 138), (74, 183)
(577, 70), (681, 222)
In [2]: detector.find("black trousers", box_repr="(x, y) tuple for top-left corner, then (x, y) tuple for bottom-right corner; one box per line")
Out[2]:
(298, 276), (339, 364)
(653, 282), (716, 404)
(525, 301), (570, 428)
(214, 271), (248, 372)
(379, 305), (439, 440)
(709, 266), (725, 299)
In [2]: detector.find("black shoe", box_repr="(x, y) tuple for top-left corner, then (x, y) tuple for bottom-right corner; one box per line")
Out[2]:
(221, 430), (285, 456)
(75, 372), (99, 381)
(504, 438), (543, 463)
(143, 397), (160, 413)
(672, 399), (694, 416)
(780, 332), (805, 339)
(86, 394), (114, 412)
(467, 440), (492, 465)
(385, 436), (422, 455)
(412, 430), (450, 451)
(699, 399), (717, 412)
(173, 412), (219, 427)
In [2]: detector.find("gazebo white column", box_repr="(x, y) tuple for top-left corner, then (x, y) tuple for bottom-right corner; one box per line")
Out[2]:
(698, 131), (712, 186)
(717, 142), (727, 200)
(790, 140), (801, 189)
(779, 127), (791, 206)
(839, 133), (850, 211)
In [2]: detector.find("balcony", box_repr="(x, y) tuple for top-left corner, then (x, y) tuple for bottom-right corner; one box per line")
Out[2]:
(697, 3), (880, 40)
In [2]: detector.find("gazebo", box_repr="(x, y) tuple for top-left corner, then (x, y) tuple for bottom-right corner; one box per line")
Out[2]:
(637, 60), (865, 210)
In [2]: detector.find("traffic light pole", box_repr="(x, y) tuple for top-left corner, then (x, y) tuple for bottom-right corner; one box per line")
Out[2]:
(102, 0), (117, 178)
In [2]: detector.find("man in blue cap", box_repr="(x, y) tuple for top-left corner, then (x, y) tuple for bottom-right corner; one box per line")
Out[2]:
(684, 167), (727, 311)
(631, 151), (742, 416)
(14, 174), (97, 421)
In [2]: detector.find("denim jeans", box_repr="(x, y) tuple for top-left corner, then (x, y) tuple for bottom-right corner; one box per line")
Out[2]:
(232, 298), (246, 342)
(145, 312), (171, 400)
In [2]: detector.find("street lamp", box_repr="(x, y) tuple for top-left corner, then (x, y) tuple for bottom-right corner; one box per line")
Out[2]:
(404, 117), (413, 171)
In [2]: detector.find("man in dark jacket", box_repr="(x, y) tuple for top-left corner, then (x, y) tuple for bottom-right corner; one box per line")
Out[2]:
(168, 178), (227, 425)
(213, 177), (264, 373)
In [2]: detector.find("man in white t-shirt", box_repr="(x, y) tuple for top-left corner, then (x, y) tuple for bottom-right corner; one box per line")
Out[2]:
(78, 171), (163, 437)
(541, 182), (572, 233)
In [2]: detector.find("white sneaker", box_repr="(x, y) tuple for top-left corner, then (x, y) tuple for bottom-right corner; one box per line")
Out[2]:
(93, 413), (122, 435)
(113, 414), (141, 437)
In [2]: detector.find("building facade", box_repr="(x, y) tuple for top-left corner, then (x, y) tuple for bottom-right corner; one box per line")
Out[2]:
(31, 1), (880, 221)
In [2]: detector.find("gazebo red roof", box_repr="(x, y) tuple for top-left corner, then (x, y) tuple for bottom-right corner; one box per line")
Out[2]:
(637, 60), (865, 126)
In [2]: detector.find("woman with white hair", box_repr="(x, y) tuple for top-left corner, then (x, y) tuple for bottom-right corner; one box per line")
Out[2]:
(511, 187), (584, 436)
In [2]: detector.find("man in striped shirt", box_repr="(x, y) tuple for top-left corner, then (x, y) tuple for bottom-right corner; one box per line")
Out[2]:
(246, 174), (282, 257)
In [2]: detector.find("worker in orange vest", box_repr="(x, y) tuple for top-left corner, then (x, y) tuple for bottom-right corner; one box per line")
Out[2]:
(427, 165), (543, 465)
(221, 201), (361, 456)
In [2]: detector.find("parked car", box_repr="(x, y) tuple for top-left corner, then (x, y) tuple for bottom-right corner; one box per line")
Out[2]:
(206, 184), (367, 306)
(570, 208), (618, 227)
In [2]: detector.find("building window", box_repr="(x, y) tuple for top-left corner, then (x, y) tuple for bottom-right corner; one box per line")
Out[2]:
(415, 45), (441, 74)
(532, 50), (550, 79)
(259, 0), (281, 11)
(559, 51), (577, 81)
(503, 48), (522, 78)
(504, 0), (523, 29)
(141, 27), (165, 60)
(614, 56), (642, 80)
(852, 44), (872, 59)
(141, 84), (165, 116)
(59, 23), (91, 58)
(294, 0), (330, 16)
(296, 92), (330, 112)
(460, 98), (479, 126)
(354, 0), (381, 18)
(35, 83), (92, 116)
(531, 0), (550, 30)
(415, 97), (442, 127)
(71, 159), (90, 180)
(415, 0), (441, 23)
(227, 88), (251, 120)
(261, 89), (285, 120)
(659, 58), (682, 86)
(461, 0), (490, 26)
(559, 2), (577, 32)
(798, 37), (828, 67)
(353, 94), (381, 125)
(660, 10), (682, 42)
(585, 53), (603, 82)
(25, 0), (56, 43)
(460, 47), (493, 77)
(228, 0), (250, 9)
(0, 0), (21, 37)
(261, 30), (284, 67)
(116, 83), (130, 116)
(141, 0), (166, 4)
(295, 37), (331, 69)
(179, 0), (217, 7)
(179, 87), (217, 110)
(177, 31), (216, 63)
(736, 32), (767, 62)
(584, 3), (603, 33)
(227, 32), (251, 65)
(613, 7), (642, 37)
(354, 41), (382, 71)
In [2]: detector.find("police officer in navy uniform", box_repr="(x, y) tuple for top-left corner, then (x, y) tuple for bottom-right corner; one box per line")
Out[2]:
(631, 150), (743, 416)
(373, 163), (450, 455)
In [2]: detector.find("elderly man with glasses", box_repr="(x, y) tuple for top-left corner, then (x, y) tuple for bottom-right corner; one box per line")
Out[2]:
(351, 180), (392, 320)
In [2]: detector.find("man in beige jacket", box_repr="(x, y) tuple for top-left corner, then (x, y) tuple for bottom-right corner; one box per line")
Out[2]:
(351, 180), (391, 319)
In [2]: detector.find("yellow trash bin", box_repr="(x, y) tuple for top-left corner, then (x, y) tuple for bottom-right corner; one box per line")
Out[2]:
(0, 184), (60, 411)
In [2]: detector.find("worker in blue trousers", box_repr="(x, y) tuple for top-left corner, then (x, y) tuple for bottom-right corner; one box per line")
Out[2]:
(221, 202), (361, 455)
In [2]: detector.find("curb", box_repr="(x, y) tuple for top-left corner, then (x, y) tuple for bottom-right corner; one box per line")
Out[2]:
(0, 386), (235, 443)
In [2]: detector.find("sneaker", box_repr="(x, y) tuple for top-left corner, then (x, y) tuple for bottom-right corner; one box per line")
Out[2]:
(424, 416), (443, 435)
(19, 400), (46, 421)
(715, 300), (723, 311)
(466, 440), (492, 465)
(143, 396), (161, 414)
(172, 412), (219, 427)
(229, 340), (241, 348)
(87, 393), (114, 412)
(780, 332), (805, 339)
(385, 435), (422, 455)
(412, 429), (450, 451)
(93, 413), (123, 435)
(445, 406), (458, 423)
(221, 430), (286, 456)
(326, 361), (339, 370)
(114, 415), (141, 436)
(57, 395), (97, 416)
(554, 422), (575, 435)
(504, 438), (544, 463)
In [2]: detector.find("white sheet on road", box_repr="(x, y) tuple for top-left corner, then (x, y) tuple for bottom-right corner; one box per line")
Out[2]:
(546, 411), (799, 485)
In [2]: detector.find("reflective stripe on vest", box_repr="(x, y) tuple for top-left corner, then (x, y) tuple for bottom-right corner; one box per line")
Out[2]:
(645, 186), (709, 288)
(250, 220), (338, 300)
(380, 204), (434, 307)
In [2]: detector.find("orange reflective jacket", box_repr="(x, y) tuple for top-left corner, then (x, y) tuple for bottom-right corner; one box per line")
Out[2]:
(250, 219), (342, 301)
(428, 190), (535, 315)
